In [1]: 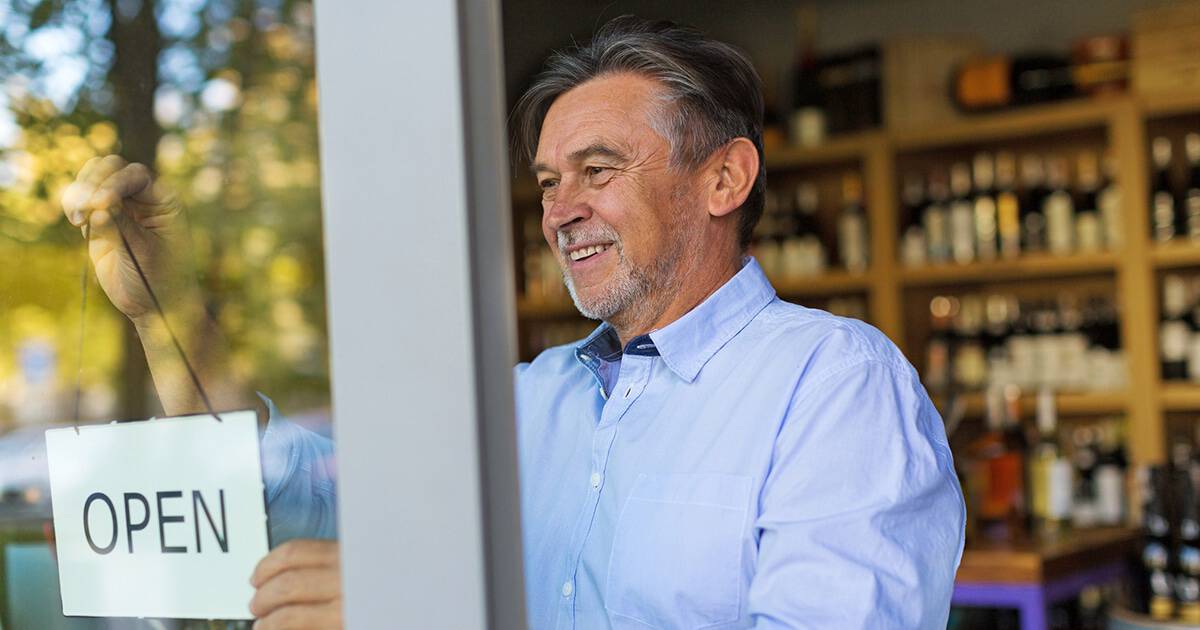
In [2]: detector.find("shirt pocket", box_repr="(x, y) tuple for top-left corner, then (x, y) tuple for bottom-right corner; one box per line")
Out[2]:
(605, 472), (752, 629)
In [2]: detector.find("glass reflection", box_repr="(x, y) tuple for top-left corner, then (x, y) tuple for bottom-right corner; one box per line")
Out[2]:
(0, 0), (331, 626)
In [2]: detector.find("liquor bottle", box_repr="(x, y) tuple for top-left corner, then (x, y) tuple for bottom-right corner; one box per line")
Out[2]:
(1071, 425), (1099, 528)
(783, 182), (827, 277)
(1029, 388), (1072, 535)
(837, 172), (869, 272)
(924, 170), (952, 264)
(1176, 441), (1200, 623)
(1020, 154), (1049, 253)
(1162, 274), (1191, 381)
(983, 293), (1013, 386)
(995, 152), (1022, 259)
(900, 173), (928, 267)
(753, 190), (783, 277)
(1099, 151), (1122, 251)
(953, 295), (988, 389)
(788, 10), (826, 147)
(970, 385), (1027, 539)
(801, 182), (829, 274)
(1151, 136), (1178, 243)
(1074, 152), (1103, 252)
(1187, 133), (1200, 240)
(925, 296), (957, 391)
(1140, 464), (1175, 620)
(949, 162), (976, 264)
(1058, 295), (1090, 390)
(973, 152), (999, 261)
(1094, 419), (1126, 526)
(1044, 156), (1075, 255)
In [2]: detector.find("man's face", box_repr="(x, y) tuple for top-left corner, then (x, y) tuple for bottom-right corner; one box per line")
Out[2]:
(532, 73), (701, 322)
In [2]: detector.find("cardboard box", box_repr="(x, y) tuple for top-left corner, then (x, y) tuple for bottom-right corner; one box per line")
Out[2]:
(883, 36), (983, 130)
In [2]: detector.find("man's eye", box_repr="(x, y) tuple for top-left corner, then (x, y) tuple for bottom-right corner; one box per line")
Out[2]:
(585, 166), (614, 184)
(538, 179), (558, 190)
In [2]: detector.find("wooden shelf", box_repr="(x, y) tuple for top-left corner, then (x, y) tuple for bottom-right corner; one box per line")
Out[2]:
(765, 132), (879, 170)
(517, 295), (579, 319)
(891, 98), (1118, 152)
(1138, 91), (1200, 118)
(935, 391), (1128, 418)
(898, 251), (1119, 287)
(1161, 383), (1200, 411)
(956, 527), (1137, 584)
(769, 270), (871, 297)
(1150, 242), (1200, 270)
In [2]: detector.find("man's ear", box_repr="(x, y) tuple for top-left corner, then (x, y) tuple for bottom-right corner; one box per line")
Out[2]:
(706, 137), (759, 219)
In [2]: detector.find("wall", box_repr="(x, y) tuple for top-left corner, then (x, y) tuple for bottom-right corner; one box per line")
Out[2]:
(502, 0), (1162, 113)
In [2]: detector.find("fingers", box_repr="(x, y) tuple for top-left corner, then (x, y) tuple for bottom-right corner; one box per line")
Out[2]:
(63, 157), (166, 232)
(249, 567), (340, 617)
(252, 601), (342, 630)
(63, 155), (128, 226)
(251, 539), (339, 588)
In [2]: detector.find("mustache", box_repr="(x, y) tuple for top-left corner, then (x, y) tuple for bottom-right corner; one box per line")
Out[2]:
(557, 225), (621, 250)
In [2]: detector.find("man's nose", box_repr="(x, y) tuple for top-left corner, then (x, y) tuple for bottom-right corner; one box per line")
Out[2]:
(544, 179), (592, 232)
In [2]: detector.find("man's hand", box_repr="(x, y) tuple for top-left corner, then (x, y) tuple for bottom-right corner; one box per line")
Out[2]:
(250, 539), (343, 629)
(61, 154), (199, 324)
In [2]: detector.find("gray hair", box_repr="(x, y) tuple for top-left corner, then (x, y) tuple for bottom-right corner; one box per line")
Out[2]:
(512, 16), (766, 250)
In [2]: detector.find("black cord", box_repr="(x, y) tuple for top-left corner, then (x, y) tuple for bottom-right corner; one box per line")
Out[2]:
(105, 216), (222, 423)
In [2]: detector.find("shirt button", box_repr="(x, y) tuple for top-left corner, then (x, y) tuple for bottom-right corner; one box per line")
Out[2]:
(590, 472), (602, 488)
(561, 581), (574, 597)
(624, 387), (632, 398)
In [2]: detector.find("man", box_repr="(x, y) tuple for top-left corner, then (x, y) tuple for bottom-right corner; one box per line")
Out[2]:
(63, 16), (964, 629)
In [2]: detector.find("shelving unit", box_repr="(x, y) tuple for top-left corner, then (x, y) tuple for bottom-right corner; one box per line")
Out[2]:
(512, 92), (1200, 467)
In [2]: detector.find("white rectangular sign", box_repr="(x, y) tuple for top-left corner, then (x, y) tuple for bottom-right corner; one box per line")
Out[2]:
(45, 410), (269, 619)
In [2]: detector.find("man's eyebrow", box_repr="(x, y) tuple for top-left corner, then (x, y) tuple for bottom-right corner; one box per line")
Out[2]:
(530, 143), (629, 176)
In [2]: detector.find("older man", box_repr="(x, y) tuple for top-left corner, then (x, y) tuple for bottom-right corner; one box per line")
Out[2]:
(64, 16), (963, 630)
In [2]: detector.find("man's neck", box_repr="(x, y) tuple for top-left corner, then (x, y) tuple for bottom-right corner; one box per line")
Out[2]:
(608, 254), (742, 347)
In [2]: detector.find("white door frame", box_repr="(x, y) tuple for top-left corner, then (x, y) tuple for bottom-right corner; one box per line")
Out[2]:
(313, 0), (525, 626)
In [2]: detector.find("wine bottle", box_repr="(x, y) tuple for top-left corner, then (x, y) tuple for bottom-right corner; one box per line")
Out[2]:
(1186, 133), (1200, 241)
(995, 152), (1022, 259)
(1044, 156), (1075, 255)
(1074, 151), (1103, 253)
(900, 173), (928, 267)
(1020, 154), (1049, 253)
(925, 170), (951, 264)
(973, 152), (999, 261)
(1162, 274), (1191, 381)
(1151, 136), (1179, 243)
(1098, 151), (1122, 250)
(949, 162), (976, 264)
(837, 172), (869, 272)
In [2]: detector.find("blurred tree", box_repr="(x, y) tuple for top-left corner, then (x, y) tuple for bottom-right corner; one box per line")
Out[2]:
(0, 0), (329, 425)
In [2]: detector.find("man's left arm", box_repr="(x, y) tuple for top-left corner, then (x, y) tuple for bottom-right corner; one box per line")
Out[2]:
(749, 359), (965, 629)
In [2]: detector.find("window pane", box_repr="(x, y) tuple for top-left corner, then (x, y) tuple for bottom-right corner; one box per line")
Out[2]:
(0, 0), (333, 625)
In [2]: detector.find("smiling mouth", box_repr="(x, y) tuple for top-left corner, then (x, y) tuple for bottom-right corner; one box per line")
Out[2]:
(568, 243), (613, 262)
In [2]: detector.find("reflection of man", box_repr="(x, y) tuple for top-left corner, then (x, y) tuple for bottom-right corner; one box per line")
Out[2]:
(64, 16), (963, 630)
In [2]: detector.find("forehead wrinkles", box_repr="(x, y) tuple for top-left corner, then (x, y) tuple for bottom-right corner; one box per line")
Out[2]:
(536, 75), (673, 167)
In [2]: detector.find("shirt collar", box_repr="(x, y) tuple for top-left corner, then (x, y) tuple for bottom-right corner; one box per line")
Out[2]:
(575, 257), (776, 382)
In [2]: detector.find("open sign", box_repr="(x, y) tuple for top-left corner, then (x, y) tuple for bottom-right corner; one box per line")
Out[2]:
(46, 411), (268, 620)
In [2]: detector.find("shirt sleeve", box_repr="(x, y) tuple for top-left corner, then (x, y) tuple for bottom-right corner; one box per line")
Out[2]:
(749, 359), (965, 629)
(259, 394), (339, 545)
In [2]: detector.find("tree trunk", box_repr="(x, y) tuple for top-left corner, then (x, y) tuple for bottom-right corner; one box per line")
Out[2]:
(106, 0), (161, 418)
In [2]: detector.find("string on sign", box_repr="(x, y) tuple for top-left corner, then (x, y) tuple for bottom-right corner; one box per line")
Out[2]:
(73, 209), (222, 428)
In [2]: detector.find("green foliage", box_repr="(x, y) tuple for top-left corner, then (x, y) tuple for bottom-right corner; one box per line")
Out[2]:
(0, 0), (330, 424)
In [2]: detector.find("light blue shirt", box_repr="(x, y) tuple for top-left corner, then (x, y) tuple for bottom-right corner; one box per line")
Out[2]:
(266, 258), (965, 628)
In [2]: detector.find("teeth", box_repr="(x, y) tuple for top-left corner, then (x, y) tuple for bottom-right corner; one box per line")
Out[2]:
(569, 243), (610, 261)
